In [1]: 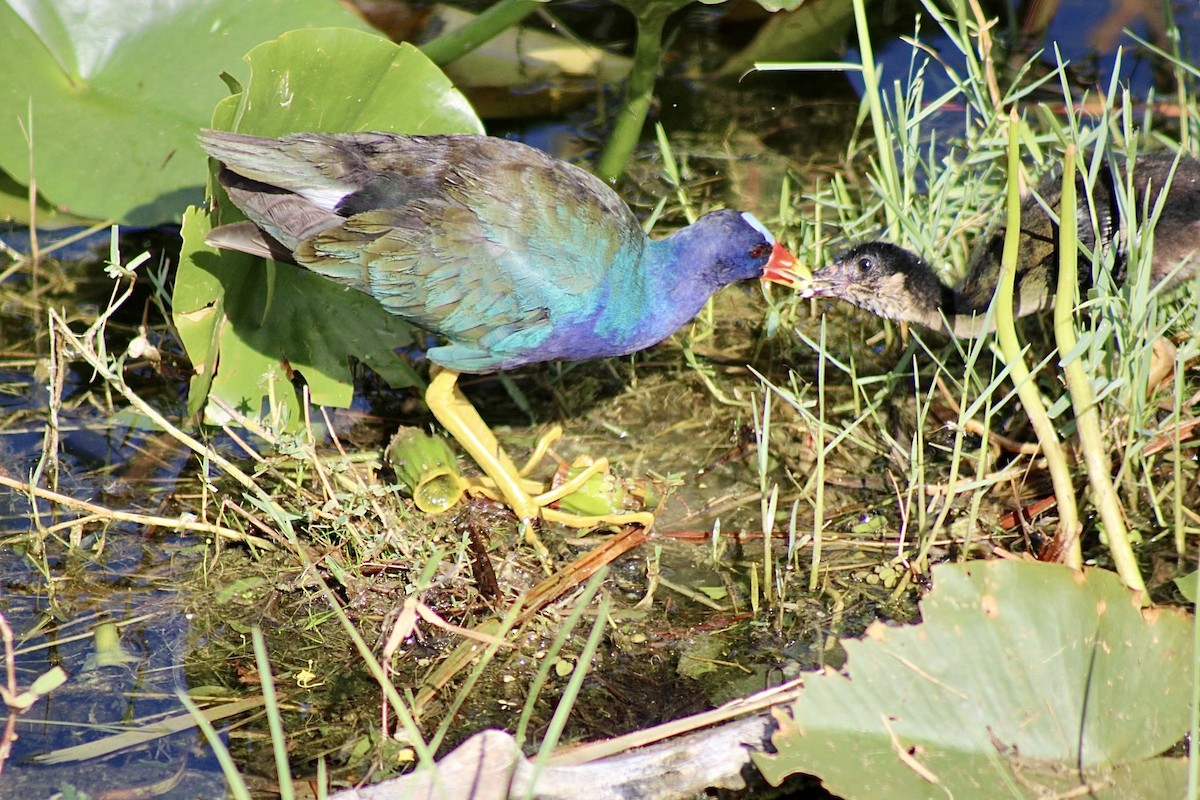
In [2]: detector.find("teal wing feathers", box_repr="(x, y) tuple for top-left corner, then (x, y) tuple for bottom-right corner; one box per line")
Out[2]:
(203, 131), (650, 371)
(291, 136), (645, 364)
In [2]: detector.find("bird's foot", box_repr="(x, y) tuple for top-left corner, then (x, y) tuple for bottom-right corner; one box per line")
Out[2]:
(533, 455), (613, 506)
(518, 425), (564, 477)
(537, 456), (656, 530)
(468, 455), (655, 555)
(470, 461), (656, 526)
(425, 370), (652, 556)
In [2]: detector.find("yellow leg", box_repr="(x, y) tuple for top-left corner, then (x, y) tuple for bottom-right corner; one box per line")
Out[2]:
(425, 368), (656, 546)
(426, 368), (541, 521)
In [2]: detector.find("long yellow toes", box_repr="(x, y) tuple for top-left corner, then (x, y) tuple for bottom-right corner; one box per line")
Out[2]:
(425, 368), (653, 549)
(541, 508), (656, 530)
(519, 425), (563, 477)
(533, 458), (610, 506)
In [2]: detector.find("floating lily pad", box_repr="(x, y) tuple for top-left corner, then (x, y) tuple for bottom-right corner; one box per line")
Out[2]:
(174, 28), (483, 426)
(755, 561), (1193, 799)
(0, 0), (375, 225)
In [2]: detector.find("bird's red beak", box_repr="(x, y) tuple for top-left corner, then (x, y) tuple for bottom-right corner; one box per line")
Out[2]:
(762, 242), (800, 286)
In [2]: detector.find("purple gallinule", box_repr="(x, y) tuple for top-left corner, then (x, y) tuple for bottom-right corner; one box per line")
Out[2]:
(198, 130), (797, 547)
(797, 152), (1199, 336)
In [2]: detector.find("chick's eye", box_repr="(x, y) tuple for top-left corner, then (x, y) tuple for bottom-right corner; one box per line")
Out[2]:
(748, 243), (770, 259)
(857, 256), (873, 272)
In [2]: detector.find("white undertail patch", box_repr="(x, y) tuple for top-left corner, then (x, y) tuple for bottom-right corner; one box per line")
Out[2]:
(299, 186), (355, 213)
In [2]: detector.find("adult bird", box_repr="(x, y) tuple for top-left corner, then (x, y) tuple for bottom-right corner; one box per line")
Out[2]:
(198, 129), (797, 548)
(798, 152), (1200, 337)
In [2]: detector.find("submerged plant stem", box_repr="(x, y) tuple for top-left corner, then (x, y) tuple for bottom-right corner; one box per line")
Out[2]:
(598, 1), (690, 181)
(992, 111), (1081, 568)
(1053, 146), (1144, 596)
(420, 0), (541, 65)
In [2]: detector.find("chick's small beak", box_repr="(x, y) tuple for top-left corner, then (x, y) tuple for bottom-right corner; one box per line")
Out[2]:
(798, 262), (846, 299)
(799, 280), (830, 299)
(762, 243), (800, 286)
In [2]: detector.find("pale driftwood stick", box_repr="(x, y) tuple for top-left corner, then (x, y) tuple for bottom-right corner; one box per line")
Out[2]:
(330, 712), (782, 800)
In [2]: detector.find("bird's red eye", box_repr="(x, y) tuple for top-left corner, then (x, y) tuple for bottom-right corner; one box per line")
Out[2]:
(749, 243), (770, 259)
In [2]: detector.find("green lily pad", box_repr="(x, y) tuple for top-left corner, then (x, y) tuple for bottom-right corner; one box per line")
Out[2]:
(755, 561), (1193, 799)
(0, 0), (374, 225)
(174, 28), (483, 426)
